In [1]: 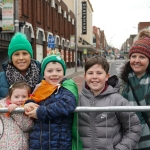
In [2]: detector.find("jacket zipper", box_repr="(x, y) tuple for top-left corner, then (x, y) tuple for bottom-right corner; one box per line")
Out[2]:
(40, 121), (42, 150)
(92, 97), (95, 150)
(40, 101), (46, 150)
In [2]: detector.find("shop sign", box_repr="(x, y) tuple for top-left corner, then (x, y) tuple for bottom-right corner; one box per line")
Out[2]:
(2, 0), (14, 31)
(70, 35), (75, 49)
(83, 48), (87, 54)
(82, 1), (87, 34)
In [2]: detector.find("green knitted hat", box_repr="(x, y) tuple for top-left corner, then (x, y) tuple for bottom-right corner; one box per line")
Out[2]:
(8, 32), (33, 59)
(41, 50), (66, 76)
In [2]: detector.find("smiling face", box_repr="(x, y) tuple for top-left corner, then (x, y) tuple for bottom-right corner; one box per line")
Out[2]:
(44, 62), (64, 85)
(130, 53), (149, 78)
(10, 88), (29, 106)
(85, 64), (110, 96)
(12, 50), (31, 74)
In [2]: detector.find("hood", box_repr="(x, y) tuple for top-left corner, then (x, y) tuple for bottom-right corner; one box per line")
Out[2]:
(2, 60), (9, 71)
(81, 75), (120, 98)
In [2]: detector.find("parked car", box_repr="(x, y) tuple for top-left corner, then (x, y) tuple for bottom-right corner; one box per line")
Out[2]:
(115, 54), (124, 60)
(119, 55), (124, 59)
(115, 54), (120, 59)
(110, 54), (115, 59)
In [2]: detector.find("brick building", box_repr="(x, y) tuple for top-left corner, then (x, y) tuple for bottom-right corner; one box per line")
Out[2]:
(138, 22), (150, 32)
(92, 26), (108, 56)
(121, 22), (150, 53)
(93, 26), (101, 50)
(0, 0), (77, 70)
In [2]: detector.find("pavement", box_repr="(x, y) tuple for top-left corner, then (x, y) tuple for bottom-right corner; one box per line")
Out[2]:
(65, 67), (84, 79)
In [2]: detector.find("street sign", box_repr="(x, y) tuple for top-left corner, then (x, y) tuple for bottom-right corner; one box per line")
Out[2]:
(70, 35), (75, 49)
(83, 48), (87, 54)
(48, 36), (55, 48)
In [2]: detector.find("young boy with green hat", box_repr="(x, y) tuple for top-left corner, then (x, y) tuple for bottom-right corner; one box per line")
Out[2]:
(24, 50), (82, 150)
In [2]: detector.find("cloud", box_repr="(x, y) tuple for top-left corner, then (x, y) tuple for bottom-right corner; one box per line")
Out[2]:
(90, 0), (150, 49)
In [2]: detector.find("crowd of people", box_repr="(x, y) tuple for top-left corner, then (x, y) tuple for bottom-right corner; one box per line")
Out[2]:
(0, 28), (150, 149)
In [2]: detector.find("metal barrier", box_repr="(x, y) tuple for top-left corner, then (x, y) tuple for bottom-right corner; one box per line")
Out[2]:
(75, 106), (150, 150)
(74, 106), (150, 112)
(1, 106), (150, 113)
(1, 106), (150, 149)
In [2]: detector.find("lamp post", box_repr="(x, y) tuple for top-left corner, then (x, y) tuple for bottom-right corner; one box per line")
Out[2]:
(100, 45), (102, 56)
(75, 0), (78, 72)
(14, 0), (19, 32)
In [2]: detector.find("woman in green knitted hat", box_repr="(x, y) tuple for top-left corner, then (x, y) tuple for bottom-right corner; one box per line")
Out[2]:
(0, 32), (41, 99)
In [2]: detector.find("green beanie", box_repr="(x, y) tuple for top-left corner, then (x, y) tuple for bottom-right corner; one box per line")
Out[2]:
(41, 50), (66, 76)
(8, 32), (33, 59)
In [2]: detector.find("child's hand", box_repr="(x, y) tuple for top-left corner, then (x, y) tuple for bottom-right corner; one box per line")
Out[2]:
(25, 107), (38, 119)
(8, 104), (18, 112)
(24, 102), (39, 113)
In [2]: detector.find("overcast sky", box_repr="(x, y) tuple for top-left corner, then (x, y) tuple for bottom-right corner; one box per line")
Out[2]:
(90, 0), (150, 49)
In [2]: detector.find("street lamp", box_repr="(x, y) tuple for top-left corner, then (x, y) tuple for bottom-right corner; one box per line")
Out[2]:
(100, 44), (102, 56)
(14, 0), (19, 32)
(75, 0), (78, 72)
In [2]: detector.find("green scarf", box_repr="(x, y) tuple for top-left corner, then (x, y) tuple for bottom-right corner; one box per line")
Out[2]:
(62, 79), (82, 150)
(121, 72), (150, 149)
(122, 72), (150, 124)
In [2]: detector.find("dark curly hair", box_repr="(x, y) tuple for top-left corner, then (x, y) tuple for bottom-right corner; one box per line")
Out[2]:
(120, 60), (150, 82)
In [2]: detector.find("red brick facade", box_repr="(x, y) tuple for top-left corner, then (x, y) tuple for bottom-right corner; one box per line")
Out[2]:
(138, 22), (150, 32)
(1, 0), (76, 68)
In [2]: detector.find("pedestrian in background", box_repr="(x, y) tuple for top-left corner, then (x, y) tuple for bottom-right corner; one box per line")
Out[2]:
(77, 58), (80, 67)
(24, 50), (82, 150)
(80, 59), (84, 68)
(0, 32), (41, 99)
(120, 28), (150, 150)
(0, 82), (34, 150)
(78, 56), (141, 149)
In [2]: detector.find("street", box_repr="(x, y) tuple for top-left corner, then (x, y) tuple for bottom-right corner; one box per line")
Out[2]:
(72, 72), (84, 93)
(109, 59), (127, 76)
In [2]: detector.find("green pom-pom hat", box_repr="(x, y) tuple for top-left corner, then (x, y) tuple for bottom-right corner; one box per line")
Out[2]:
(8, 32), (33, 59)
(41, 50), (66, 76)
